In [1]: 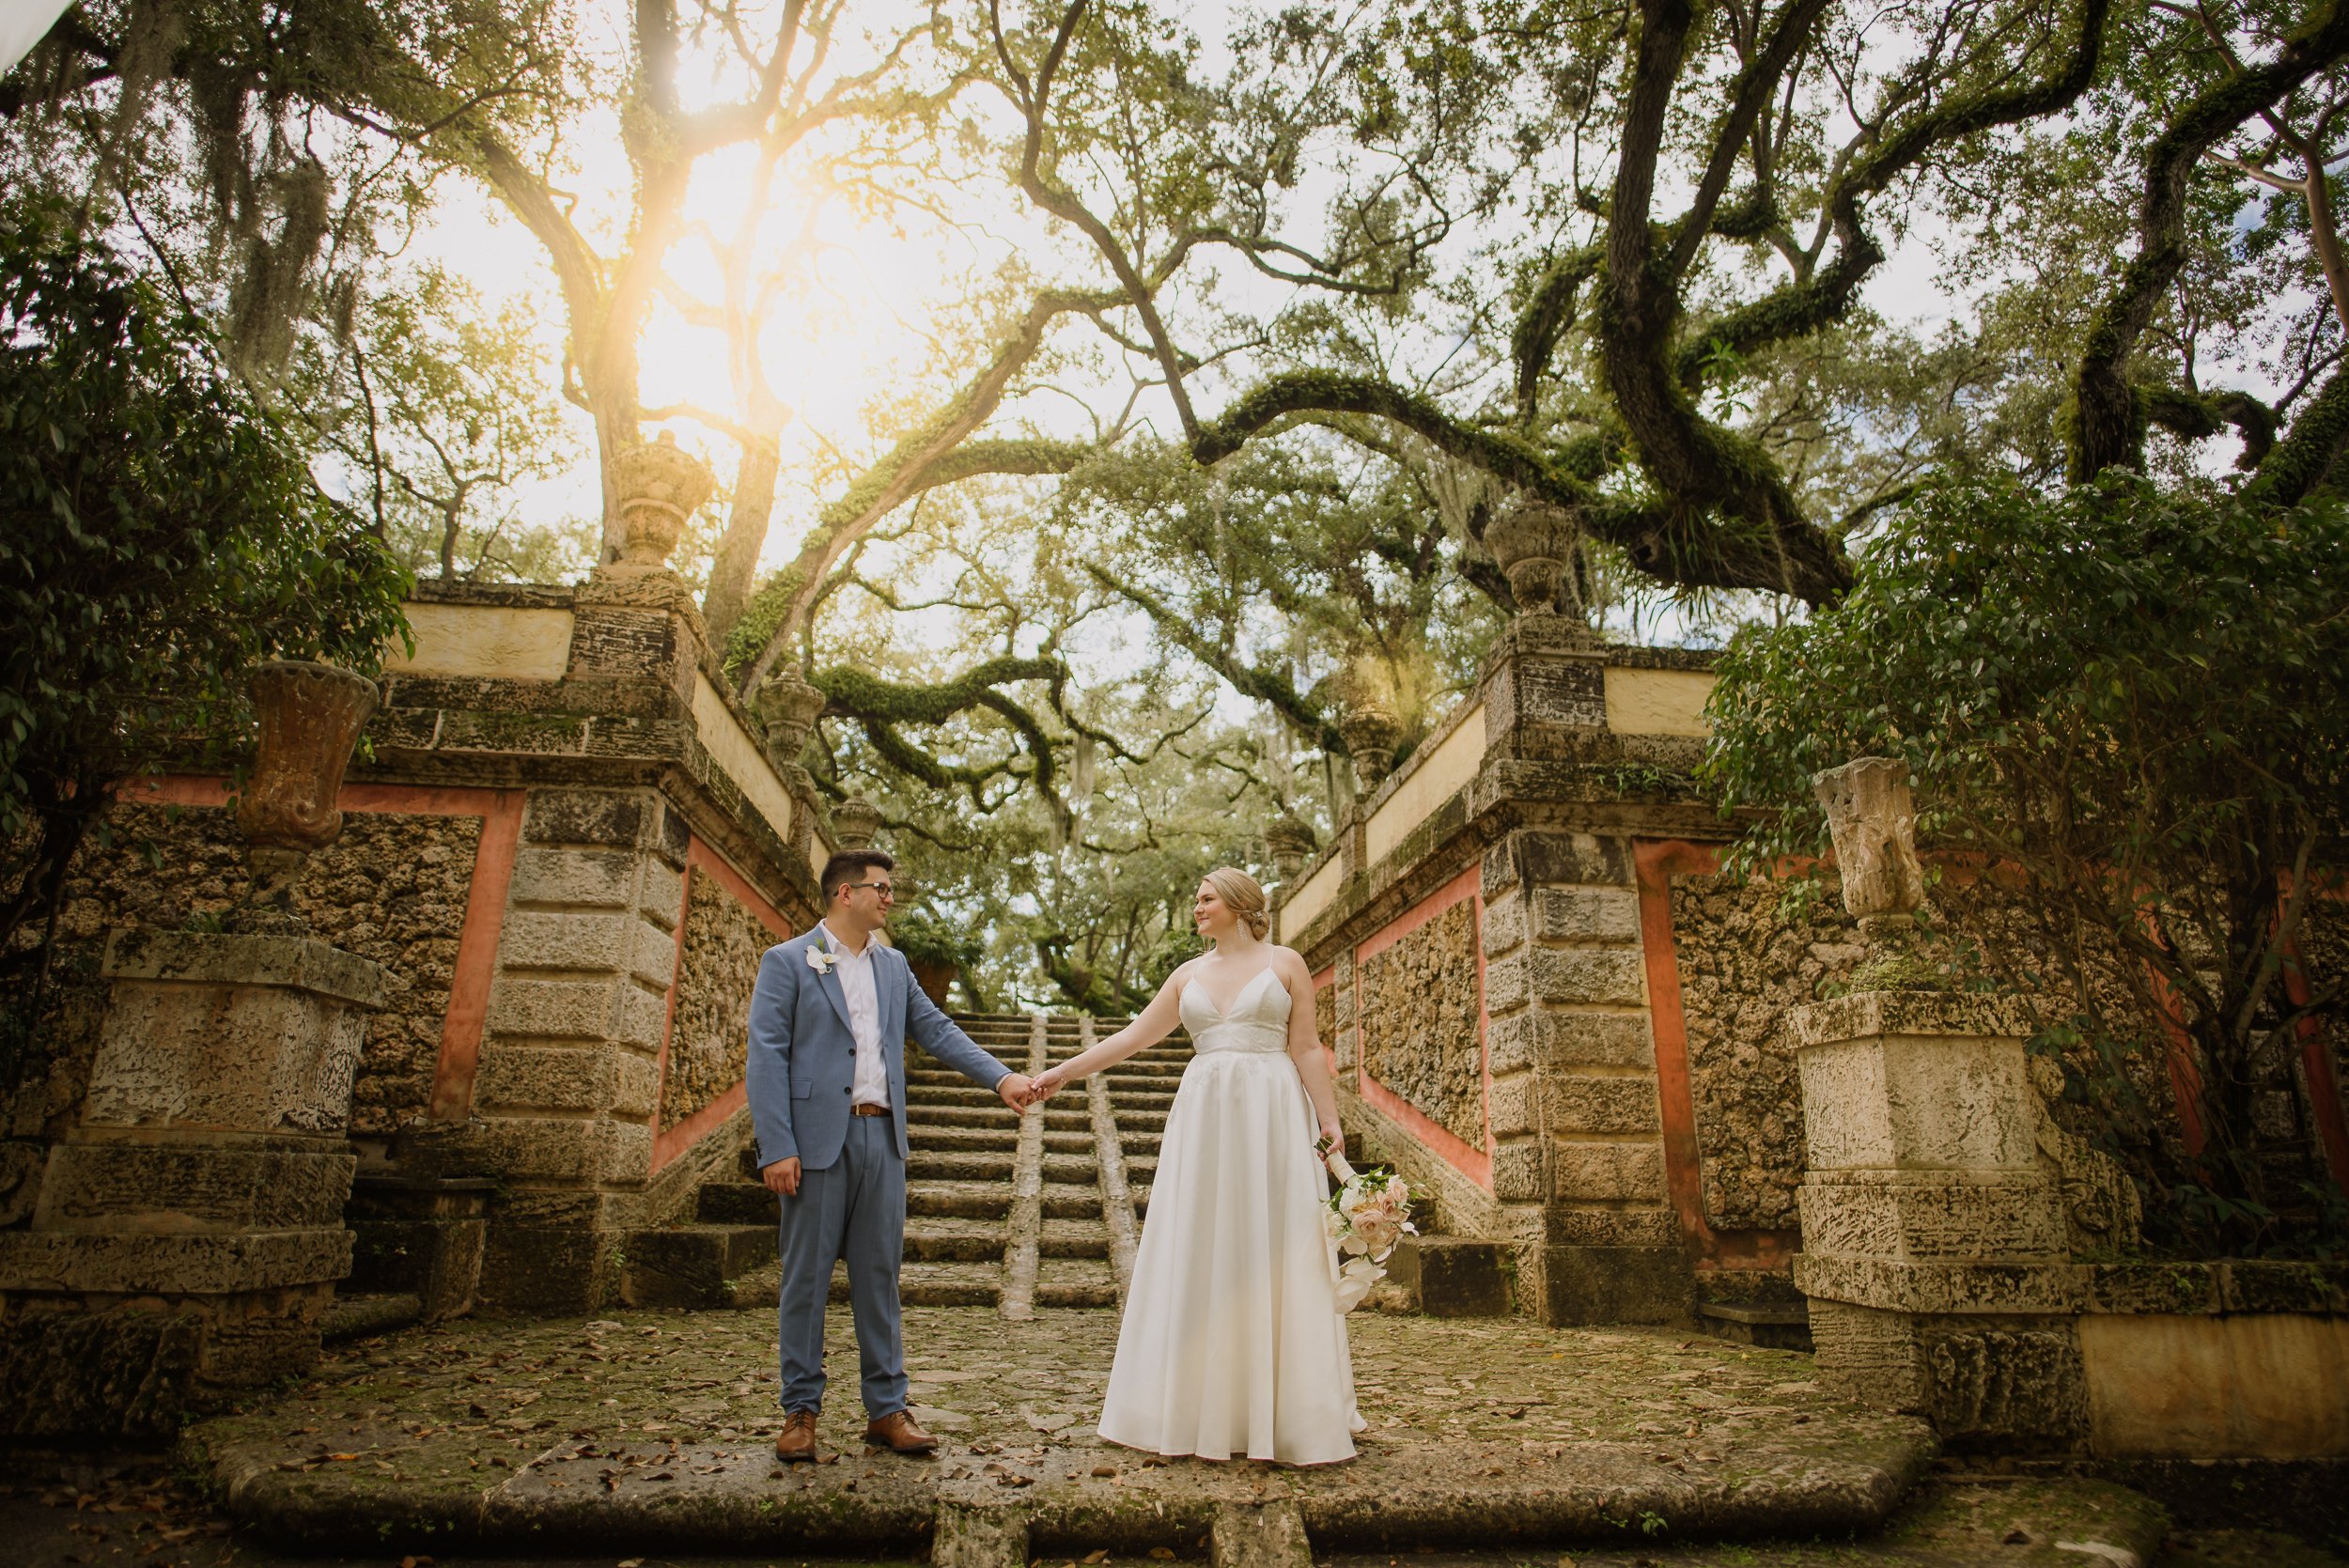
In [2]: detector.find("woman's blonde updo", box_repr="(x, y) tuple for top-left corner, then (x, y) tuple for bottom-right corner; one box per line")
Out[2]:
(1204, 866), (1272, 939)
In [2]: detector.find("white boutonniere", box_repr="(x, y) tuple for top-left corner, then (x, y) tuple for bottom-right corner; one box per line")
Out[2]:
(805, 944), (838, 975)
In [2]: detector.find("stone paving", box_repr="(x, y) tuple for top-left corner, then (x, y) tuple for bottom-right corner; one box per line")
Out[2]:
(179, 1306), (1936, 1559)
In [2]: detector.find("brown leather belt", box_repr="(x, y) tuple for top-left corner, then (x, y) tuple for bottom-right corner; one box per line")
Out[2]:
(850, 1102), (891, 1117)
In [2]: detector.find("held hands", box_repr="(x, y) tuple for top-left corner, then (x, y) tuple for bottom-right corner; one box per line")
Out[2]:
(996, 1072), (1035, 1110)
(1019, 1066), (1069, 1108)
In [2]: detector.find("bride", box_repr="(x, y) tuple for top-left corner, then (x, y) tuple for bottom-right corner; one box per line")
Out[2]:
(1027, 866), (1362, 1465)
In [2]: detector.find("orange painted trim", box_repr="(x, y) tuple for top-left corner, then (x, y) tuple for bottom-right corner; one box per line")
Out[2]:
(117, 774), (523, 1126)
(648, 836), (799, 1174)
(654, 1080), (749, 1172)
(1636, 839), (1799, 1270)
(427, 791), (524, 1120)
(1354, 865), (1491, 1188)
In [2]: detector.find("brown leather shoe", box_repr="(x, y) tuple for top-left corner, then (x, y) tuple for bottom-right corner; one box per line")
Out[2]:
(863, 1409), (939, 1454)
(773, 1410), (821, 1462)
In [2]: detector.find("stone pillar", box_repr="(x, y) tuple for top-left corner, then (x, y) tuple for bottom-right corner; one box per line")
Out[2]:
(429, 784), (686, 1312)
(1483, 828), (1686, 1324)
(1789, 990), (2087, 1446)
(0, 930), (384, 1436)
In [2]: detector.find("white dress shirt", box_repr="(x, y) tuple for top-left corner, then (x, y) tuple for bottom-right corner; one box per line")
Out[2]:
(819, 922), (890, 1109)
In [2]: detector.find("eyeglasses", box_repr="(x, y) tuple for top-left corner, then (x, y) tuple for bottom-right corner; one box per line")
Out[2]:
(842, 881), (896, 899)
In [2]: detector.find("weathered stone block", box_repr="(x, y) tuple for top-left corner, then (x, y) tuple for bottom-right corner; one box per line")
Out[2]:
(474, 1044), (654, 1114)
(435, 709), (587, 754)
(1390, 1235), (1514, 1317)
(428, 1115), (633, 1184)
(347, 1176), (490, 1322)
(1483, 951), (1528, 1016)
(2218, 1260), (2347, 1316)
(1549, 1139), (1665, 1203)
(1793, 1253), (2084, 1315)
(639, 856), (686, 928)
(507, 846), (640, 908)
(1532, 886), (1642, 944)
(1514, 830), (1635, 889)
(498, 910), (633, 972)
(1484, 1074), (1534, 1138)
(476, 1223), (614, 1313)
(34, 1141), (355, 1233)
(485, 975), (629, 1042)
(1488, 1139), (1545, 1202)
(0, 1306), (204, 1438)
(1488, 1010), (1653, 1073)
(86, 938), (381, 1137)
(616, 981), (668, 1050)
(1481, 893), (1525, 957)
(526, 787), (662, 849)
(1536, 1242), (1691, 1327)
(1541, 1203), (1679, 1248)
(1542, 1074), (1661, 1136)
(1926, 1323), (2088, 1445)
(1796, 1032), (2040, 1172)
(0, 1229), (350, 1294)
(1797, 1170), (2067, 1263)
(2082, 1262), (2219, 1315)
(1530, 946), (1646, 1007)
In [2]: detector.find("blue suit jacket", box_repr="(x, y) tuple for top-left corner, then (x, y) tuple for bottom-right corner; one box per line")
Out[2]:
(745, 925), (1012, 1171)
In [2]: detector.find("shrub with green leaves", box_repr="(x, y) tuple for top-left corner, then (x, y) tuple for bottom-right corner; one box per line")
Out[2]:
(1703, 475), (2348, 1254)
(0, 200), (411, 974)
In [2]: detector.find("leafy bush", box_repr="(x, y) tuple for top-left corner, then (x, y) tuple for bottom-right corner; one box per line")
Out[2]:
(0, 200), (411, 982)
(1703, 475), (2348, 1254)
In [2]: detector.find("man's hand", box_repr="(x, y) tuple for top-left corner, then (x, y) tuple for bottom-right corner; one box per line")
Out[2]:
(1028, 1067), (1067, 1105)
(761, 1156), (802, 1197)
(996, 1072), (1034, 1110)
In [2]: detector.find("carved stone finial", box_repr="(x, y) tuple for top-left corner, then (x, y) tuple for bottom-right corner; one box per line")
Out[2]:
(831, 794), (883, 851)
(234, 660), (380, 928)
(1337, 697), (1401, 795)
(754, 671), (828, 784)
(1264, 813), (1315, 880)
(604, 431), (715, 581)
(1812, 755), (1927, 942)
(1484, 497), (1588, 626)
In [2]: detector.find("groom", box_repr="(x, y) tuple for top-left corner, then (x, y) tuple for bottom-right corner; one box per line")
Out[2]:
(745, 847), (1032, 1461)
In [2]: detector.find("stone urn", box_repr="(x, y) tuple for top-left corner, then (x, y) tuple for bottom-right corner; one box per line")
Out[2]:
(1264, 813), (1315, 880)
(236, 660), (381, 922)
(831, 794), (883, 851)
(606, 431), (716, 579)
(754, 671), (829, 777)
(1337, 698), (1401, 795)
(1484, 498), (1583, 619)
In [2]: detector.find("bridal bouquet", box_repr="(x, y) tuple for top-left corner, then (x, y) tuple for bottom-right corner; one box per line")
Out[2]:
(1317, 1149), (1421, 1312)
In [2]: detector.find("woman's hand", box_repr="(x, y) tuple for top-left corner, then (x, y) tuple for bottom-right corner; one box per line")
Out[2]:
(1027, 1066), (1068, 1105)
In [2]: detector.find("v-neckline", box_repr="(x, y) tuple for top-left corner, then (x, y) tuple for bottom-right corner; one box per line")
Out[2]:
(1191, 963), (1277, 1018)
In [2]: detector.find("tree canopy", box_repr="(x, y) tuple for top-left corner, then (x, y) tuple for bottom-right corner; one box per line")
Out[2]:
(7, 0), (2348, 1006)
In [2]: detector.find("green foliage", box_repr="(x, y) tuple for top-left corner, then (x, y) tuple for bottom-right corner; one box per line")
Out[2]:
(0, 200), (411, 961)
(1703, 475), (2349, 1253)
(883, 907), (983, 974)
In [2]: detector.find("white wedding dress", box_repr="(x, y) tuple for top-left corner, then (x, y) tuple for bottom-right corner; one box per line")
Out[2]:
(1096, 966), (1364, 1465)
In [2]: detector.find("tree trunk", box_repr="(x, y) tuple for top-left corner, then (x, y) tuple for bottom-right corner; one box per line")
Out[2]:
(703, 434), (782, 649)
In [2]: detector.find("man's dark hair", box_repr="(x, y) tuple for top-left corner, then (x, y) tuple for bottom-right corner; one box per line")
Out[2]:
(820, 848), (895, 903)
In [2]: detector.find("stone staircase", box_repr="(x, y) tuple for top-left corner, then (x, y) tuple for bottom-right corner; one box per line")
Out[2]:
(624, 1013), (1176, 1312)
(622, 1009), (1509, 1318)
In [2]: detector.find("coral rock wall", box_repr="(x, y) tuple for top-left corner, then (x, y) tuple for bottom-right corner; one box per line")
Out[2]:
(660, 869), (770, 1132)
(1360, 899), (1485, 1147)
(1670, 873), (1859, 1233)
(41, 801), (479, 1141)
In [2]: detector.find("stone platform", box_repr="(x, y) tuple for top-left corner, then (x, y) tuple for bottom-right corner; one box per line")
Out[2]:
(180, 1306), (1937, 1560)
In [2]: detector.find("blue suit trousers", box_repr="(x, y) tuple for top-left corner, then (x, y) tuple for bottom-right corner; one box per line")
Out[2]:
(776, 1111), (908, 1418)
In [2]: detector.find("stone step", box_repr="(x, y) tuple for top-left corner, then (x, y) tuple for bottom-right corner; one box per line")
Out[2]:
(1034, 1256), (1118, 1308)
(696, 1180), (778, 1226)
(1038, 1188), (1099, 1220)
(910, 1151), (1015, 1181)
(913, 1103), (1027, 1126)
(1381, 1235), (1514, 1318)
(908, 1181), (1012, 1219)
(622, 1224), (777, 1309)
(1039, 1154), (1096, 1183)
(896, 1261), (1003, 1308)
(1037, 1131), (1096, 1155)
(1038, 1219), (1110, 1259)
(906, 1218), (1006, 1263)
(908, 1126), (1020, 1153)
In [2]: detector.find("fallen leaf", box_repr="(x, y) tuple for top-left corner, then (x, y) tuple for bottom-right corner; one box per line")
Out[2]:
(1090, 1465), (1118, 1478)
(1084, 1552), (1111, 1564)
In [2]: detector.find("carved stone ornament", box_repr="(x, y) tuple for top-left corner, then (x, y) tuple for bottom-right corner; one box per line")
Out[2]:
(1483, 498), (1583, 620)
(1337, 698), (1402, 794)
(754, 671), (829, 775)
(605, 431), (716, 579)
(831, 794), (883, 851)
(235, 660), (381, 924)
(1812, 756), (1927, 930)
(1263, 813), (1316, 879)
